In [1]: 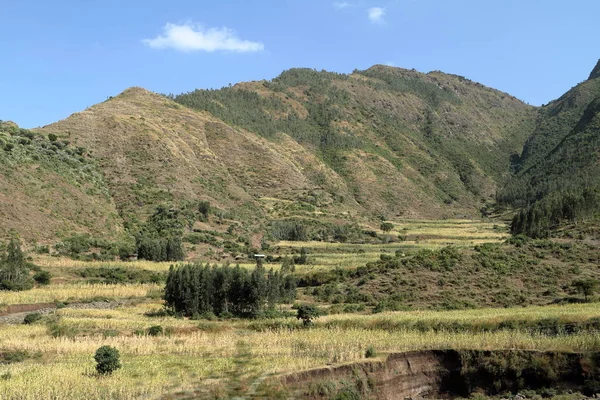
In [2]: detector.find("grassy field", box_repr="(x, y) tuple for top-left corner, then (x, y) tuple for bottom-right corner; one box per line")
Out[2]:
(2, 301), (600, 399)
(2, 219), (600, 399)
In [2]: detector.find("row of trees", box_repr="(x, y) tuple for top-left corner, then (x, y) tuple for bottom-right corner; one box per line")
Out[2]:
(511, 188), (600, 238)
(164, 263), (296, 318)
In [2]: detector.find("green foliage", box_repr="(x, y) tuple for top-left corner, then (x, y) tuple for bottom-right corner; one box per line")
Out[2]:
(0, 350), (40, 365)
(77, 267), (165, 284)
(271, 221), (307, 241)
(33, 270), (51, 285)
(197, 200), (211, 221)
(296, 304), (321, 326)
(355, 67), (462, 107)
(94, 346), (122, 375)
(0, 238), (33, 291)
(572, 279), (598, 302)
(293, 247), (309, 265)
(380, 222), (394, 232)
(164, 263), (296, 318)
(147, 325), (163, 336)
(364, 345), (377, 358)
(500, 78), (600, 238)
(23, 312), (42, 325)
(510, 188), (600, 238)
(54, 234), (136, 261)
(136, 206), (186, 262)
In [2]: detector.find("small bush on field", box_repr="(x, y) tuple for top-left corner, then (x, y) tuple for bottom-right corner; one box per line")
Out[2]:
(33, 270), (51, 285)
(94, 346), (121, 375)
(23, 312), (42, 324)
(0, 350), (40, 365)
(365, 345), (377, 358)
(296, 304), (321, 326)
(147, 325), (163, 336)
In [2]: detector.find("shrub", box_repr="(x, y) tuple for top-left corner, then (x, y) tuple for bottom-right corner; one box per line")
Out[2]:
(365, 345), (377, 358)
(23, 312), (42, 325)
(380, 222), (394, 232)
(296, 304), (321, 327)
(94, 346), (121, 375)
(573, 278), (598, 302)
(147, 325), (163, 336)
(33, 270), (51, 285)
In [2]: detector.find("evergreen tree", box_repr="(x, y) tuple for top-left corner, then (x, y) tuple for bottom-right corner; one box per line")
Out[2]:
(0, 238), (33, 291)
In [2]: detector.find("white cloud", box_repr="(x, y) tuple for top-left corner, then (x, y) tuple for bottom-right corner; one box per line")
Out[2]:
(368, 7), (386, 24)
(384, 61), (396, 67)
(333, 2), (350, 9)
(142, 23), (264, 53)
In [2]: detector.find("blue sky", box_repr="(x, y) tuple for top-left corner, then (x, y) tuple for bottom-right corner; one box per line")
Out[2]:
(1, 0), (598, 128)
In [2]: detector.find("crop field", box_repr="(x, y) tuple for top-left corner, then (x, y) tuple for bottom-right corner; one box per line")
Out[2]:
(2, 219), (599, 399)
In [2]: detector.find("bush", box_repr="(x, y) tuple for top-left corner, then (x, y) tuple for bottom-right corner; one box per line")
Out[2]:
(147, 325), (163, 336)
(33, 270), (51, 285)
(296, 304), (321, 326)
(23, 312), (42, 325)
(94, 346), (121, 375)
(380, 222), (394, 232)
(365, 345), (377, 358)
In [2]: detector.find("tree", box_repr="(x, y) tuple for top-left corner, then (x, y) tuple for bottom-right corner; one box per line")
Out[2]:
(0, 238), (33, 291)
(296, 304), (321, 327)
(198, 201), (211, 221)
(380, 222), (394, 233)
(94, 346), (122, 375)
(136, 206), (186, 262)
(164, 263), (296, 318)
(573, 279), (599, 302)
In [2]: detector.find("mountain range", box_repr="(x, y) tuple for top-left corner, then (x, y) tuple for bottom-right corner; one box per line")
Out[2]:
(1, 60), (598, 247)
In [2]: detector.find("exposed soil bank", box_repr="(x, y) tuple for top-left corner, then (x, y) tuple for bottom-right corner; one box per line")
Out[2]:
(279, 350), (600, 399)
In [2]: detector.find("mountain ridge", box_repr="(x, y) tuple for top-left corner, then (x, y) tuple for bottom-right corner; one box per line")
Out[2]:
(1, 63), (541, 247)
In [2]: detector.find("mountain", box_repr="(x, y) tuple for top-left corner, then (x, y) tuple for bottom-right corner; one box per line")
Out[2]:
(0, 121), (122, 244)
(498, 60), (600, 238)
(31, 66), (536, 245)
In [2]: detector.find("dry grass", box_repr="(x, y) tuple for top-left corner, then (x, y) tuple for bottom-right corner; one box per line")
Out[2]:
(1, 301), (600, 399)
(0, 283), (159, 306)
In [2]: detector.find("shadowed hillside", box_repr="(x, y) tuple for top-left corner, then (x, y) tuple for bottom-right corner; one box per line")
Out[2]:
(498, 60), (600, 238)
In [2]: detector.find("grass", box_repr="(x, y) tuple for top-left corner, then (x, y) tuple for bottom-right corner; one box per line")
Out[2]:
(0, 283), (159, 306)
(1, 301), (600, 399)
(3, 219), (599, 399)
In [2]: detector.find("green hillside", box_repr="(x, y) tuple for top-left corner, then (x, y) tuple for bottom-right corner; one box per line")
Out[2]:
(498, 60), (600, 238)
(0, 121), (122, 244)
(175, 66), (537, 218)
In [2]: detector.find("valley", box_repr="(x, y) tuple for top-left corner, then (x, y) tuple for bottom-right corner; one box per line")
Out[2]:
(1, 59), (600, 399)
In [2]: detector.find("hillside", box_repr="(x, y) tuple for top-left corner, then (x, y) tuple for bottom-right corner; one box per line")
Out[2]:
(0, 121), (122, 244)
(175, 67), (537, 220)
(29, 65), (537, 248)
(498, 60), (600, 238)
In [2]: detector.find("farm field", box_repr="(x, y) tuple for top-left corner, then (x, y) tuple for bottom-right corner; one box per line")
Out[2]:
(1, 219), (600, 399)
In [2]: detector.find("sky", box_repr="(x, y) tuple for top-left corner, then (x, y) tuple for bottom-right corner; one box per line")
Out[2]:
(1, 0), (599, 128)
